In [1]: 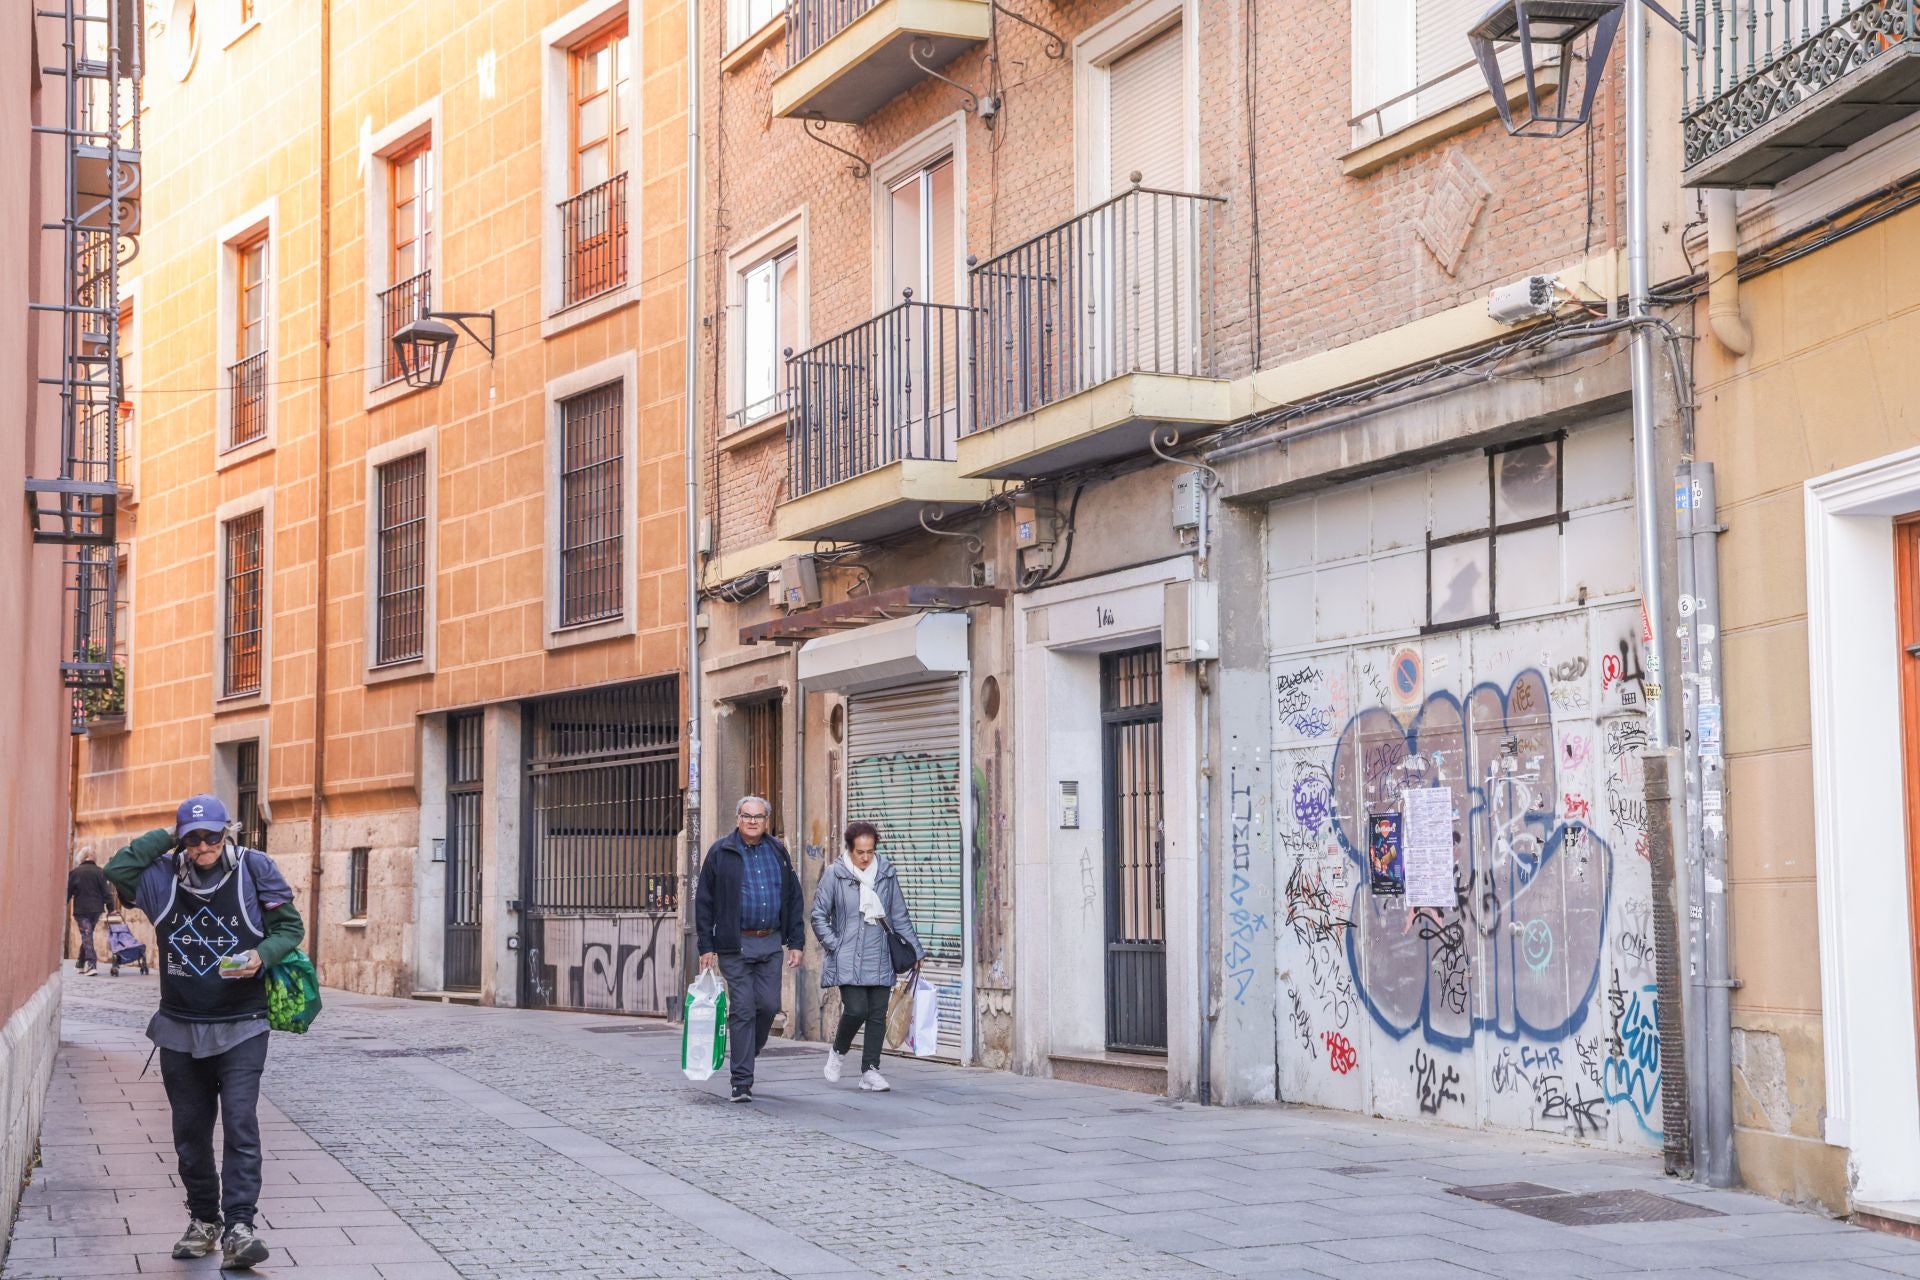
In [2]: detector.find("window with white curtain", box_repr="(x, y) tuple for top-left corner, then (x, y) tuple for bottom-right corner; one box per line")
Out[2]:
(1351, 0), (1531, 145)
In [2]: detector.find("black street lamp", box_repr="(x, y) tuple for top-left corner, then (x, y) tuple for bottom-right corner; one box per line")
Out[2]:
(391, 310), (496, 390)
(1468, 0), (1622, 138)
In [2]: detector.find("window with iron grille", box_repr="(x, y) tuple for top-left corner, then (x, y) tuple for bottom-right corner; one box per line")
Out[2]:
(229, 233), (269, 448)
(558, 383), (624, 627)
(375, 452), (428, 665)
(742, 698), (783, 838)
(235, 739), (267, 850)
(381, 137), (433, 385)
(348, 846), (370, 919)
(560, 20), (630, 308)
(223, 511), (264, 697)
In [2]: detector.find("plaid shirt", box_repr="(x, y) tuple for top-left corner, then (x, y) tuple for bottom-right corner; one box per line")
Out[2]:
(737, 838), (782, 932)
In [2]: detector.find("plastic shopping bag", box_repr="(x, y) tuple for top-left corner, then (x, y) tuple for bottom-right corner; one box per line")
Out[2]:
(680, 969), (729, 1081)
(264, 949), (323, 1034)
(908, 974), (941, 1058)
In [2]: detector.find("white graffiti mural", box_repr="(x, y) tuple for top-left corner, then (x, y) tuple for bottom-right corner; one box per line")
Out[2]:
(1270, 609), (1662, 1148)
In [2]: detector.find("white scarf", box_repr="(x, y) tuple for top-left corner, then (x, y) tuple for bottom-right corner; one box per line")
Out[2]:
(842, 854), (885, 924)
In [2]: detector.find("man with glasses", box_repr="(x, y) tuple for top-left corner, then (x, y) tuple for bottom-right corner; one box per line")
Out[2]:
(693, 794), (803, 1102)
(104, 794), (304, 1271)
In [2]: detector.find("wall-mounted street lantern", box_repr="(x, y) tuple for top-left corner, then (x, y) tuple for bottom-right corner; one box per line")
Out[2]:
(390, 310), (497, 390)
(1468, 0), (1622, 138)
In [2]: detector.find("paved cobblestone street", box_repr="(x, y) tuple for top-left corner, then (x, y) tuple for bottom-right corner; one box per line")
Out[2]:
(9, 977), (1920, 1280)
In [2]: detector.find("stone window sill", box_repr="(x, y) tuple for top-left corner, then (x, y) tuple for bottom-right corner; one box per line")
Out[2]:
(1343, 68), (1561, 179)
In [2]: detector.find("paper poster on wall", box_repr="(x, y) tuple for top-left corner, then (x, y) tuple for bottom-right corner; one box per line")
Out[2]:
(1368, 811), (1405, 896)
(1401, 786), (1453, 909)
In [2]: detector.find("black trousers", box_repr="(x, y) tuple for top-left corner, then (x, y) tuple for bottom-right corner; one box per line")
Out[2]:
(158, 1032), (269, 1225)
(832, 984), (890, 1072)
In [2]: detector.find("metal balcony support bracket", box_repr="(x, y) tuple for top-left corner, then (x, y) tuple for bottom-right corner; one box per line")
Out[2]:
(910, 37), (983, 115)
(992, 1), (1066, 58)
(919, 505), (985, 555)
(799, 113), (870, 178)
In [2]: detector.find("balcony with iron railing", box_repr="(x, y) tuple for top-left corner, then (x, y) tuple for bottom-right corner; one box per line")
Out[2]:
(957, 181), (1233, 480)
(1683, 0), (1920, 186)
(378, 268), (432, 386)
(776, 292), (995, 542)
(560, 172), (629, 309)
(771, 0), (991, 124)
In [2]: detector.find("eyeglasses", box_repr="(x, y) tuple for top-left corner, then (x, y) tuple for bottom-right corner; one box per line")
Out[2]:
(737, 811), (768, 822)
(180, 831), (224, 849)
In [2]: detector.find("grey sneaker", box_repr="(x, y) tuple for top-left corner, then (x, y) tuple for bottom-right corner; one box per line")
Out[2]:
(221, 1221), (269, 1270)
(170, 1217), (222, 1259)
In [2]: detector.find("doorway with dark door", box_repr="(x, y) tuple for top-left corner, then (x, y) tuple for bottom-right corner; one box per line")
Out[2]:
(444, 711), (483, 992)
(1102, 644), (1166, 1053)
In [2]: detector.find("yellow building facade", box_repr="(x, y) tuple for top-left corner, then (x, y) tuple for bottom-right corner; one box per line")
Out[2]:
(77, 0), (694, 1008)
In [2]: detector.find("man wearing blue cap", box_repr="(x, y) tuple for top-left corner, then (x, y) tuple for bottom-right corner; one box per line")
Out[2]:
(105, 794), (304, 1271)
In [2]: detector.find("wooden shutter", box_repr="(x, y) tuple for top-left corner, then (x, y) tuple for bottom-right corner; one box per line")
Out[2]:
(1106, 25), (1185, 195)
(845, 679), (965, 1056)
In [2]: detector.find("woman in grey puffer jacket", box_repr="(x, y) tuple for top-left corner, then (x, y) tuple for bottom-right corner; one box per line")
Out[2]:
(810, 821), (923, 1091)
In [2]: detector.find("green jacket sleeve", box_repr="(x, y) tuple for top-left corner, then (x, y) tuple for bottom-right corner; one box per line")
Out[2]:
(256, 902), (305, 969)
(103, 828), (174, 915)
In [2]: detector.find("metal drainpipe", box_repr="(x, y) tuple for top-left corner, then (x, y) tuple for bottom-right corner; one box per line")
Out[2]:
(680, 0), (704, 1012)
(1687, 462), (1738, 1186)
(1627, 0), (1675, 755)
(307, 0), (333, 968)
(1705, 192), (1752, 357)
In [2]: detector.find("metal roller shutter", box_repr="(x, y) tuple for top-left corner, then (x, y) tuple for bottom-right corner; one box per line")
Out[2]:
(846, 678), (966, 1056)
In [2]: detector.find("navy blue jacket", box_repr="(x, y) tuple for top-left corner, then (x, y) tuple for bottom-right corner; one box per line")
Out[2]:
(694, 830), (804, 955)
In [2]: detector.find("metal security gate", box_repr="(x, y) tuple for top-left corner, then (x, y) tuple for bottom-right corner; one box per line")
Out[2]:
(522, 677), (683, 1014)
(846, 679), (967, 1056)
(1103, 646), (1167, 1053)
(444, 712), (483, 992)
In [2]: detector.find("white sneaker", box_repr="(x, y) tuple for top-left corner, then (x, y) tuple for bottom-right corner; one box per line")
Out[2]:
(823, 1050), (845, 1083)
(859, 1068), (891, 1092)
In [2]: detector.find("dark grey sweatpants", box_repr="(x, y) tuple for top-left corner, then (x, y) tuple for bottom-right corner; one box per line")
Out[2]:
(717, 937), (784, 1090)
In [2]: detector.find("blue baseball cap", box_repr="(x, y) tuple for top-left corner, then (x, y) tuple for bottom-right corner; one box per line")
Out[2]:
(175, 794), (230, 838)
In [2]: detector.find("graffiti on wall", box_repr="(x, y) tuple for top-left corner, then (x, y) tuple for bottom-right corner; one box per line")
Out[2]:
(527, 912), (679, 1015)
(1270, 611), (1659, 1150)
(1225, 767), (1269, 1004)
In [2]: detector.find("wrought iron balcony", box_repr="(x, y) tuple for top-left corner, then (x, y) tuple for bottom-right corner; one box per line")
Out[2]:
(228, 350), (268, 448)
(559, 171), (629, 309)
(960, 182), (1231, 478)
(1684, 0), (1920, 187)
(773, 0), (990, 123)
(778, 294), (993, 541)
(378, 268), (431, 386)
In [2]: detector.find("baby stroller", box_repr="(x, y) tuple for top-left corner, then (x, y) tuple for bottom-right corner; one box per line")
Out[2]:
(105, 914), (148, 976)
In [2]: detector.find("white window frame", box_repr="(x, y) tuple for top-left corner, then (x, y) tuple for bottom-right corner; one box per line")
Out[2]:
(543, 351), (640, 650)
(723, 208), (808, 436)
(211, 719), (272, 838)
(214, 490), (274, 710)
(1073, 0), (1196, 211)
(726, 0), (784, 56)
(222, 0), (260, 48)
(362, 99), (443, 411)
(363, 426), (439, 683)
(870, 113), (969, 314)
(1347, 0), (1537, 151)
(215, 199), (277, 469)
(118, 279), (139, 502)
(540, 0), (643, 337)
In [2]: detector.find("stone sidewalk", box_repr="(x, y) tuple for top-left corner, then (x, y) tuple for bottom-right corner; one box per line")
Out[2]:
(9, 975), (1920, 1280)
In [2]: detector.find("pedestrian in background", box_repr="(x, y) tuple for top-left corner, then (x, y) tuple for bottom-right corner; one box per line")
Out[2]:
(693, 794), (803, 1103)
(811, 821), (923, 1093)
(105, 795), (304, 1271)
(66, 846), (113, 976)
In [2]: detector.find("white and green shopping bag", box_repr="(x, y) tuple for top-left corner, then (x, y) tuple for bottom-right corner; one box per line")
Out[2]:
(680, 968), (729, 1081)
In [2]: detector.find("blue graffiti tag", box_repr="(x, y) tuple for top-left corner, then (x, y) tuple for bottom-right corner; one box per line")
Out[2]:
(1603, 976), (1663, 1136)
(1331, 671), (1614, 1051)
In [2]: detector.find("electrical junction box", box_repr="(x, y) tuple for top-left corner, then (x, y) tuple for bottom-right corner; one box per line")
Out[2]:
(779, 554), (821, 611)
(1013, 495), (1053, 548)
(1171, 472), (1204, 531)
(1487, 274), (1559, 325)
(1164, 579), (1218, 663)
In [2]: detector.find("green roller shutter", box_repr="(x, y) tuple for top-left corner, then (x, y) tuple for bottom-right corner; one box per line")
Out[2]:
(846, 678), (965, 1056)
